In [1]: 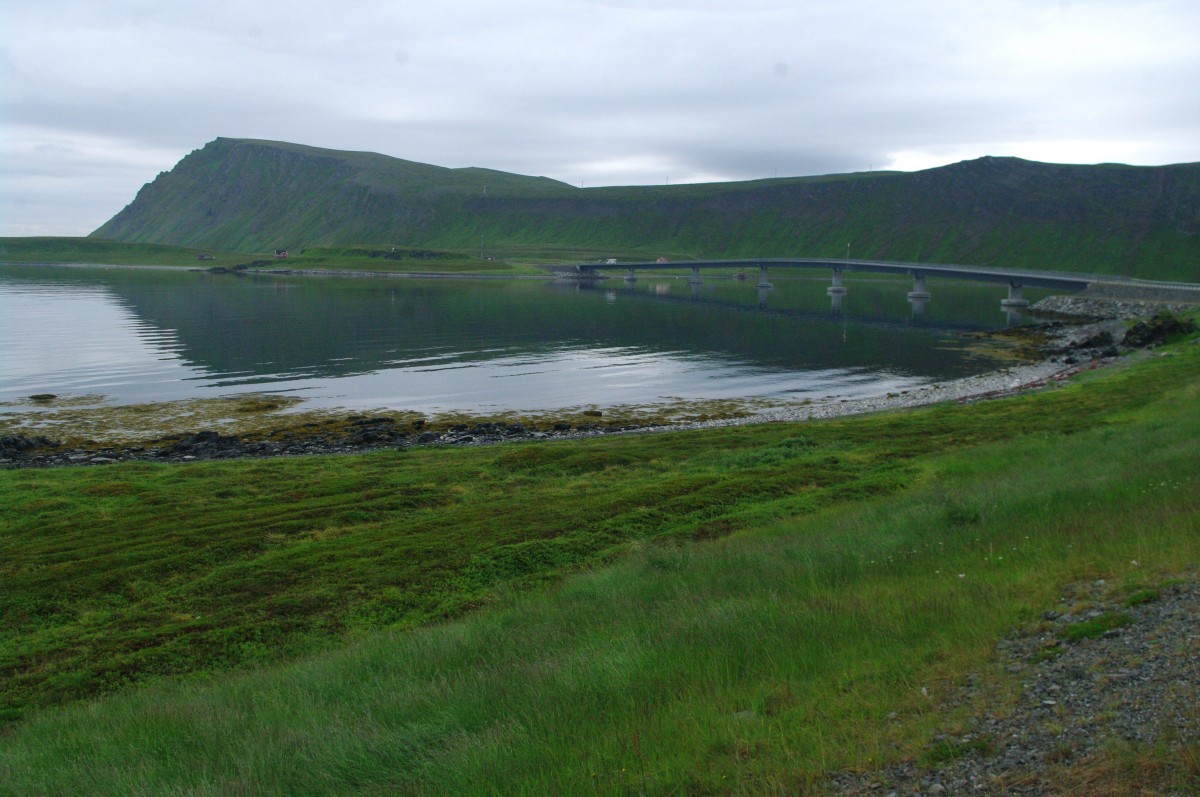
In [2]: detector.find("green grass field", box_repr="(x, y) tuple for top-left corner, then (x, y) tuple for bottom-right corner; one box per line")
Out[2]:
(0, 239), (551, 275)
(275, 245), (548, 274)
(2, 326), (1199, 793)
(0, 237), (251, 267)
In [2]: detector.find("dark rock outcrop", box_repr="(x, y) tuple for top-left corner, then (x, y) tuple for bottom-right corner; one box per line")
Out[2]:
(1123, 311), (1198, 348)
(0, 434), (59, 460)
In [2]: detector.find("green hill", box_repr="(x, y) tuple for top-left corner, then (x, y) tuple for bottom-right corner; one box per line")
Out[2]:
(0, 237), (248, 266)
(92, 138), (1200, 280)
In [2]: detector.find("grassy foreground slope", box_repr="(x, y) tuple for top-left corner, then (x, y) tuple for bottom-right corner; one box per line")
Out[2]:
(2, 338), (1199, 794)
(91, 138), (1200, 280)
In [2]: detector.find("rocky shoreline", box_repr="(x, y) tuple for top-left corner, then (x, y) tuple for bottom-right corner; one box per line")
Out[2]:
(1, 303), (1194, 470)
(0, 358), (1108, 469)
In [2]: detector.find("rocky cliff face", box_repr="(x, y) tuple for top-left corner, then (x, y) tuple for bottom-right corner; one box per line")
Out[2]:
(95, 139), (410, 251)
(92, 139), (1200, 280)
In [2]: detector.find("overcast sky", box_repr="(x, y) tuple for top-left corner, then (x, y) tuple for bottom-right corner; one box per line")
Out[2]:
(3, 0), (1198, 236)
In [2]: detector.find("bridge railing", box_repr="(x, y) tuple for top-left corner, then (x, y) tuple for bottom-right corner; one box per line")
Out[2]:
(567, 257), (1200, 293)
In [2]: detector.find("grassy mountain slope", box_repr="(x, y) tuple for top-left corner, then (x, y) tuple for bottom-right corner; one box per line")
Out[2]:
(93, 138), (1200, 280)
(92, 138), (575, 255)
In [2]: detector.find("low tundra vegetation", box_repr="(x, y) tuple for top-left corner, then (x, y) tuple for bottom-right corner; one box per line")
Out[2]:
(1, 336), (1198, 794)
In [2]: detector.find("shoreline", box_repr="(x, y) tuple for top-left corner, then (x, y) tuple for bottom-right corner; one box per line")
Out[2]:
(0, 260), (553, 279)
(2, 294), (1192, 469)
(677, 356), (1101, 431)
(0, 350), (1118, 470)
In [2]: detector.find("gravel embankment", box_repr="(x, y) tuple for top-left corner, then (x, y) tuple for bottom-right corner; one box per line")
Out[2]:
(827, 576), (1199, 796)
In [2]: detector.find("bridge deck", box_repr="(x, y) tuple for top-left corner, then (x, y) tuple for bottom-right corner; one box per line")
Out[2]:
(571, 258), (1200, 293)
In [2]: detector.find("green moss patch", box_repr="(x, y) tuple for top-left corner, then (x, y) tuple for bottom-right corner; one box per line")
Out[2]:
(1060, 612), (1134, 641)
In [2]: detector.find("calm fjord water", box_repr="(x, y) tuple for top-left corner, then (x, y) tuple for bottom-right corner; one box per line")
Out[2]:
(0, 265), (1033, 415)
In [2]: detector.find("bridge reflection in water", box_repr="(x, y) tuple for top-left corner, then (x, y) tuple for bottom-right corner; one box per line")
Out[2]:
(566, 276), (1037, 341)
(565, 256), (1187, 323)
(588, 270), (1029, 325)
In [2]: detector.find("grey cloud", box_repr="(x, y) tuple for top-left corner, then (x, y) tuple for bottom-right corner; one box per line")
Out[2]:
(3, 0), (1198, 235)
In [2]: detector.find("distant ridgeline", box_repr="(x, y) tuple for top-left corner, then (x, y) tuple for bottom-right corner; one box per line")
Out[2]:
(92, 138), (1200, 280)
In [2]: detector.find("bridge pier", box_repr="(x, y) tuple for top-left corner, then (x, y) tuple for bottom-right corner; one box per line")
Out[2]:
(689, 265), (703, 285)
(830, 290), (844, 313)
(756, 265), (772, 289)
(758, 284), (773, 308)
(907, 272), (931, 300)
(624, 267), (638, 283)
(828, 267), (847, 296)
(1001, 282), (1029, 308)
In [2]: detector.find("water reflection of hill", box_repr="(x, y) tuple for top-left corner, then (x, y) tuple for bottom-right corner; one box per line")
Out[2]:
(90, 271), (1017, 383)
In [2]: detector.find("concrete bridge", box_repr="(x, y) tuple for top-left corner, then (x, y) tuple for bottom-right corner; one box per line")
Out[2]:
(569, 257), (1200, 314)
(563, 279), (1011, 334)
